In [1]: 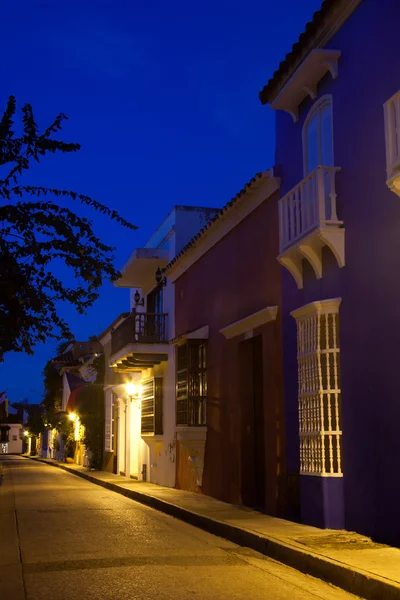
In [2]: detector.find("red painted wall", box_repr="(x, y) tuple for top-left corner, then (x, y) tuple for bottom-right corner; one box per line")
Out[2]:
(174, 190), (286, 515)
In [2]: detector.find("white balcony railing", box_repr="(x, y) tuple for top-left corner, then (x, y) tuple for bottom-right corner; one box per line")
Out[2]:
(279, 165), (341, 253)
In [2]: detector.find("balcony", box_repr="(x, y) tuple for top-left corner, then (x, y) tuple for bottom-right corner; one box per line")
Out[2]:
(110, 312), (169, 372)
(278, 166), (345, 289)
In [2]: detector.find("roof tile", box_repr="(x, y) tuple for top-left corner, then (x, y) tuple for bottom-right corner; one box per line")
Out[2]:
(165, 171), (268, 273)
(259, 0), (340, 104)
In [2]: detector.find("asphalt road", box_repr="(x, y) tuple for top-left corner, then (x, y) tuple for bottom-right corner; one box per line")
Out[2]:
(0, 456), (360, 600)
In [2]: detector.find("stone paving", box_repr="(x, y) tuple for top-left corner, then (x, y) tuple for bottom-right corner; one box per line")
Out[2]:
(1, 455), (362, 600)
(28, 456), (400, 600)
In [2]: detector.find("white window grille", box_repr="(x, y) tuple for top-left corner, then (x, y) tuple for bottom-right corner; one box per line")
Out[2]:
(104, 391), (114, 453)
(384, 90), (400, 186)
(291, 298), (343, 477)
(111, 397), (115, 452)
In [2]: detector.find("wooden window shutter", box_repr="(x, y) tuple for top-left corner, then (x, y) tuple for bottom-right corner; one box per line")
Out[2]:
(176, 340), (207, 426)
(141, 377), (163, 435)
(176, 343), (188, 425)
(154, 377), (163, 435)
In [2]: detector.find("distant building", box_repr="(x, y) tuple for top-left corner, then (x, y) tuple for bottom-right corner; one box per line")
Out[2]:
(99, 313), (128, 474)
(51, 341), (102, 465)
(0, 394), (24, 454)
(105, 205), (219, 485)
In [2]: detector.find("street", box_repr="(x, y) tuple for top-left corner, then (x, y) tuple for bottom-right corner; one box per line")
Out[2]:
(1, 456), (359, 600)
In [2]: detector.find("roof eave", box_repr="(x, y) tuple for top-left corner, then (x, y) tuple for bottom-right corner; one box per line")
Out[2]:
(259, 0), (361, 106)
(165, 168), (279, 279)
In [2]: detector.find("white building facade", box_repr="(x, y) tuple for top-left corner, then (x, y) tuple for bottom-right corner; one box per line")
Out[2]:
(0, 423), (23, 454)
(105, 206), (218, 486)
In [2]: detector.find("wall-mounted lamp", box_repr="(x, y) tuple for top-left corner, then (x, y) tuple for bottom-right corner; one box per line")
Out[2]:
(23, 430), (29, 437)
(155, 267), (167, 287)
(125, 381), (140, 399)
(125, 381), (142, 408)
(134, 290), (144, 307)
(68, 412), (77, 422)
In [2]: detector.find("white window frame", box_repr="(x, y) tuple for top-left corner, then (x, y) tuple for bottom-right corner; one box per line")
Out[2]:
(110, 394), (115, 452)
(302, 95), (334, 177)
(291, 298), (343, 477)
(104, 390), (114, 453)
(384, 89), (400, 185)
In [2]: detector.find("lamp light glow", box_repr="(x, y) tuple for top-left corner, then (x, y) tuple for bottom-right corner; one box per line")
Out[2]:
(69, 412), (77, 422)
(126, 382), (138, 397)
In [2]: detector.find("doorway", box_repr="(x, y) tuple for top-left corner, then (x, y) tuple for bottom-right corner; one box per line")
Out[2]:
(239, 335), (265, 511)
(146, 284), (163, 339)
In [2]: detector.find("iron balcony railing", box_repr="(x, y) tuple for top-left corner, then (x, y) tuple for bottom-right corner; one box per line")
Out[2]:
(279, 165), (341, 253)
(111, 312), (168, 356)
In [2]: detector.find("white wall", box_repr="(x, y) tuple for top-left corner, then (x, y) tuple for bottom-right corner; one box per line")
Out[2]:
(140, 358), (176, 487)
(117, 398), (126, 475)
(114, 205), (218, 487)
(61, 373), (71, 411)
(0, 424), (23, 453)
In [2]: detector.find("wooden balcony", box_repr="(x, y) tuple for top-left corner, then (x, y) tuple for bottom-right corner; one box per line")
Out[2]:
(278, 165), (345, 289)
(110, 312), (169, 372)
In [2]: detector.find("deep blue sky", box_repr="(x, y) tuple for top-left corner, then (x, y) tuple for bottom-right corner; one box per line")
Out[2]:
(1, 0), (322, 403)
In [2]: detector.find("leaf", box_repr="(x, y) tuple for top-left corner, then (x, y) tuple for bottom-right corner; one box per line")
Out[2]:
(0, 96), (139, 360)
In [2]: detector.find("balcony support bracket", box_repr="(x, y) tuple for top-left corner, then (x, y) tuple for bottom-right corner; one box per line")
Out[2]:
(278, 252), (304, 290)
(321, 227), (345, 268)
(298, 242), (323, 281)
(278, 165), (344, 290)
(279, 228), (345, 290)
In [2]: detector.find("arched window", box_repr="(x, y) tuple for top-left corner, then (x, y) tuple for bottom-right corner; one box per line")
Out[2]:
(303, 96), (334, 175)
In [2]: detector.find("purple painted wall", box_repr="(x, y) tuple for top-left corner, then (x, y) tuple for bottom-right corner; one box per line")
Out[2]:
(275, 0), (400, 544)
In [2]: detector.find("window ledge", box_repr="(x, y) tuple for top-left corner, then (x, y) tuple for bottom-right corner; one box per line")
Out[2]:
(387, 173), (400, 197)
(220, 306), (277, 339)
(291, 298), (342, 320)
(170, 325), (209, 346)
(176, 426), (207, 442)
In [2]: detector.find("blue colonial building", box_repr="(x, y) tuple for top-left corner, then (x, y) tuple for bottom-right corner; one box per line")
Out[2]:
(260, 0), (400, 545)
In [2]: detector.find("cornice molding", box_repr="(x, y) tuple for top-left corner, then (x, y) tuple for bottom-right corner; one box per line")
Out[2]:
(261, 0), (362, 104)
(291, 298), (342, 321)
(170, 325), (209, 346)
(220, 306), (278, 340)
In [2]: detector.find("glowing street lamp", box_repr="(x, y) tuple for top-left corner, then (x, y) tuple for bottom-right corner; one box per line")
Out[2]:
(68, 412), (77, 422)
(23, 430), (29, 437)
(125, 382), (142, 407)
(125, 382), (138, 401)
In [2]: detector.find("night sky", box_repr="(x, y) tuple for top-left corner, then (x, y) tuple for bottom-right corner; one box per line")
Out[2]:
(1, 0), (322, 403)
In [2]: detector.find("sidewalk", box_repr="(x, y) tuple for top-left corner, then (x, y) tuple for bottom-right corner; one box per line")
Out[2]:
(0, 459), (25, 600)
(30, 457), (400, 600)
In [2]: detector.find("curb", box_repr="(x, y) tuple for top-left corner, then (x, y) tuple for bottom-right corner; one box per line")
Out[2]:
(29, 457), (400, 600)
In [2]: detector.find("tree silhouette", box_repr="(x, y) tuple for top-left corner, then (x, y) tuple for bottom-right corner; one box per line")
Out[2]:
(0, 96), (137, 360)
